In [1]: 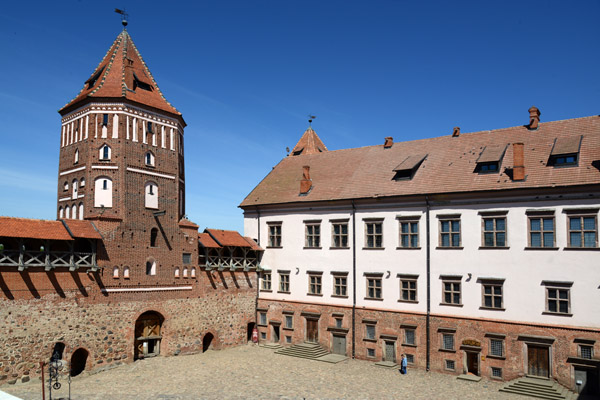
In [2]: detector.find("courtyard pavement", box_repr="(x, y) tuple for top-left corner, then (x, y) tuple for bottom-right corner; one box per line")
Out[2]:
(3, 344), (532, 399)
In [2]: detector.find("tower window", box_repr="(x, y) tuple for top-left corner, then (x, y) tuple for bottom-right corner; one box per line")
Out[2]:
(133, 73), (153, 92)
(99, 144), (111, 160)
(150, 228), (158, 247)
(145, 182), (158, 209)
(103, 180), (108, 190)
(146, 260), (156, 276)
(147, 122), (153, 133)
(86, 65), (105, 89)
(74, 149), (79, 164)
(102, 114), (108, 126)
(145, 152), (155, 167)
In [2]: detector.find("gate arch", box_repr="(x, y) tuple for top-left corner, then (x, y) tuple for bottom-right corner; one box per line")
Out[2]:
(134, 311), (164, 360)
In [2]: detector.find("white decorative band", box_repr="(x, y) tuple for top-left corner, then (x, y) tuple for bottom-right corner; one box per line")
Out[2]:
(92, 165), (119, 170)
(77, 194), (85, 199)
(126, 167), (175, 180)
(59, 166), (86, 176)
(58, 197), (71, 202)
(101, 286), (192, 293)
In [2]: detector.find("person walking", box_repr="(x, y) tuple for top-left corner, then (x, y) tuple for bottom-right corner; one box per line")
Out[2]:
(400, 354), (407, 375)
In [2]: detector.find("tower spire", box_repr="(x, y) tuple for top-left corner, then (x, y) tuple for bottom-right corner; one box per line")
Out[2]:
(115, 8), (128, 29)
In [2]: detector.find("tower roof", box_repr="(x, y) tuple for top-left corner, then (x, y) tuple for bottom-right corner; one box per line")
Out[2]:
(290, 127), (328, 156)
(59, 30), (181, 119)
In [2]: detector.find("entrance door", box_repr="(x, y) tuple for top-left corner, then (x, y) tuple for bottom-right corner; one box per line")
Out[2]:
(306, 319), (318, 343)
(332, 335), (346, 356)
(134, 311), (163, 360)
(466, 352), (479, 375)
(575, 367), (599, 395)
(384, 341), (396, 363)
(272, 325), (280, 343)
(527, 345), (549, 377)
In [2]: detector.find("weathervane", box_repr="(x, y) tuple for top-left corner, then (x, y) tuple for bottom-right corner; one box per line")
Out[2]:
(308, 114), (316, 127)
(115, 8), (129, 28)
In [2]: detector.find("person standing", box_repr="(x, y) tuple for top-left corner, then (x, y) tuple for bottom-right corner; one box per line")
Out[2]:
(400, 354), (407, 374)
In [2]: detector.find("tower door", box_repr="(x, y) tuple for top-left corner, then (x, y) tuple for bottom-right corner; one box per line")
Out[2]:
(527, 345), (549, 378)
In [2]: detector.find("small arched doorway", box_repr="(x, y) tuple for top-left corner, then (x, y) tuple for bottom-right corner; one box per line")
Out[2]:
(247, 322), (256, 342)
(50, 342), (65, 362)
(203, 333), (214, 352)
(134, 311), (163, 360)
(70, 348), (89, 376)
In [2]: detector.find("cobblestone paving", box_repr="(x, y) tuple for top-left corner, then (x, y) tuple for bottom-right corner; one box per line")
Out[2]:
(3, 344), (531, 399)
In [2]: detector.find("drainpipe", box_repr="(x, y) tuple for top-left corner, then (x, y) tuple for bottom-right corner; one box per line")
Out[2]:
(425, 196), (431, 372)
(351, 200), (357, 359)
(255, 207), (261, 343)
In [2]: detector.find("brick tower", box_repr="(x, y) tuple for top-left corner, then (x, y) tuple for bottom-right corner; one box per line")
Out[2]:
(56, 27), (196, 285)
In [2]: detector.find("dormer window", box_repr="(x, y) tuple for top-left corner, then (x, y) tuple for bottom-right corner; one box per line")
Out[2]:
(86, 65), (105, 90)
(145, 151), (155, 167)
(475, 145), (507, 174)
(548, 136), (582, 167)
(133, 73), (153, 92)
(393, 154), (427, 180)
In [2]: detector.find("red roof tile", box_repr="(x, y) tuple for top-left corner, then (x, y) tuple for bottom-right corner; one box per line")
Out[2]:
(0, 217), (72, 241)
(179, 218), (199, 228)
(59, 30), (182, 119)
(198, 233), (221, 248)
(241, 116), (600, 207)
(291, 127), (328, 156)
(62, 220), (103, 239)
(205, 229), (254, 247)
(243, 237), (263, 251)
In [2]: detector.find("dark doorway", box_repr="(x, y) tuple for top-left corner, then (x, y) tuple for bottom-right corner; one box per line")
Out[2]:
(70, 348), (88, 377)
(575, 367), (599, 395)
(466, 352), (479, 375)
(272, 325), (280, 343)
(203, 333), (214, 352)
(247, 322), (255, 341)
(527, 345), (549, 378)
(306, 319), (318, 343)
(51, 342), (65, 362)
(332, 335), (346, 356)
(134, 311), (163, 360)
(384, 341), (396, 363)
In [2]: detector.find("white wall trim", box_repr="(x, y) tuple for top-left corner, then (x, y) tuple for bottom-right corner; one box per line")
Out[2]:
(91, 165), (119, 170)
(127, 167), (175, 180)
(59, 166), (86, 176)
(101, 286), (192, 293)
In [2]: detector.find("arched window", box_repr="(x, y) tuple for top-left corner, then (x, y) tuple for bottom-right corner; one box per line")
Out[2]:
(94, 177), (113, 208)
(80, 177), (86, 187)
(113, 266), (119, 278)
(150, 228), (158, 247)
(72, 179), (78, 200)
(71, 204), (77, 220)
(145, 182), (158, 209)
(64, 181), (69, 191)
(191, 267), (196, 278)
(174, 267), (180, 278)
(59, 207), (64, 219)
(74, 149), (79, 164)
(123, 266), (130, 279)
(78, 203), (84, 220)
(145, 151), (155, 167)
(65, 205), (70, 219)
(183, 267), (188, 278)
(99, 144), (111, 160)
(146, 260), (156, 276)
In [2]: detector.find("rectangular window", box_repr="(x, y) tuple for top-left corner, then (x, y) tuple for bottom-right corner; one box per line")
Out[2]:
(568, 215), (598, 248)
(285, 336), (292, 344)
(331, 221), (349, 248)
(365, 324), (376, 340)
(366, 276), (382, 299)
(182, 253), (191, 265)
(441, 278), (461, 305)
(308, 274), (322, 295)
(529, 216), (555, 247)
(333, 275), (348, 297)
(490, 339), (504, 357)
(445, 359), (455, 370)
(579, 345), (593, 359)
(305, 222), (321, 248)
(365, 220), (383, 248)
(439, 217), (461, 247)
(102, 113), (108, 126)
(399, 220), (419, 248)
(259, 312), (267, 326)
(367, 348), (376, 357)
(260, 331), (266, 340)
(278, 272), (290, 293)
(482, 216), (507, 247)
(147, 121), (153, 133)
(399, 277), (418, 302)
(268, 223), (282, 247)
(406, 354), (415, 364)
(546, 285), (571, 314)
(491, 367), (502, 378)
(442, 334), (455, 351)
(335, 318), (343, 329)
(261, 272), (272, 291)
(404, 329), (416, 346)
(284, 315), (293, 329)
(482, 281), (503, 309)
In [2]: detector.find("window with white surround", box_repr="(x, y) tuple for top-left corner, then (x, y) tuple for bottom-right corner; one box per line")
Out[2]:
(78, 203), (84, 220)
(543, 281), (572, 315)
(72, 179), (78, 199)
(364, 219), (383, 248)
(332, 272), (348, 297)
(145, 151), (155, 167)
(480, 211), (508, 247)
(71, 204), (77, 220)
(439, 215), (461, 248)
(174, 267), (180, 278)
(566, 209), (598, 248)
(191, 267), (196, 278)
(74, 149), (79, 164)
(146, 259), (156, 276)
(64, 181), (68, 191)
(441, 276), (462, 306)
(94, 177), (113, 208)
(278, 271), (290, 293)
(99, 144), (111, 160)
(331, 220), (349, 248)
(80, 177), (85, 187)
(65, 206), (70, 219)
(145, 182), (158, 209)
(398, 216), (420, 248)
(261, 271), (272, 291)
(480, 279), (504, 310)
(527, 211), (555, 248)
(112, 266), (119, 278)
(123, 266), (130, 279)
(183, 267), (188, 278)
(308, 272), (322, 295)
(268, 222), (282, 247)
(365, 274), (382, 300)
(59, 207), (64, 219)
(304, 221), (321, 248)
(399, 274), (418, 302)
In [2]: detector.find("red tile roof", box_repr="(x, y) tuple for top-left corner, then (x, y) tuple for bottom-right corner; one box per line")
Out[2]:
(59, 30), (182, 119)
(243, 237), (263, 251)
(62, 220), (103, 239)
(205, 229), (255, 248)
(291, 127), (328, 156)
(198, 233), (221, 248)
(0, 217), (72, 241)
(241, 115), (600, 207)
(179, 218), (199, 228)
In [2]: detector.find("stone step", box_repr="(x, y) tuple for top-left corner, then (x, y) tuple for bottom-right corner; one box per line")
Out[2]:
(275, 343), (330, 361)
(499, 387), (566, 400)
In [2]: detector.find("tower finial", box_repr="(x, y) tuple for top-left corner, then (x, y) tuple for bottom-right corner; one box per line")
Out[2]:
(308, 114), (316, 127)
(115, 8), (129, 28)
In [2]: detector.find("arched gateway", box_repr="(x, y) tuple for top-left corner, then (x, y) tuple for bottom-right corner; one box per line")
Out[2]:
(134, 311), (164, 360)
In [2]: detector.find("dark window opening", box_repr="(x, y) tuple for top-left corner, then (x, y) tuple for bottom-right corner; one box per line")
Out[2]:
(51, 342), (65, 362)
(148, 184), (154, 195)
(102, 180), (108, 190)
(133, 73), (153, 92)
(392, 154), (427, 181)
(147, 121), (153, 133)
(182, 253), (191, 264)
(203, 333), (214, 352)
(150, 228), (158, 247)
(86, 66), (105, 89)
(102, 114), (108, 126)
(548, 153), (578, 166)
(476, 162), (499, 173)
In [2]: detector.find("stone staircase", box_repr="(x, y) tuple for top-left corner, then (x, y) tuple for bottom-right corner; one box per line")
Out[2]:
(500, 377), (577, 400)
(275, 342), (329, 360)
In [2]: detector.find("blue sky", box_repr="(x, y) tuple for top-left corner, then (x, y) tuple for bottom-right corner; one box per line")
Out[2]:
(0, 1), (598, 232)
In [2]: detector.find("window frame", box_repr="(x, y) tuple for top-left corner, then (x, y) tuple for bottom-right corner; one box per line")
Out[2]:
(526, 210), (556, 249)
(258, 311), (267, 326)
(543, 281), (572, 316)
(364, 273), (383, 300)
(578, 344), (593, 359)
(331, 271), (348, 298)
(403, 327), (416, 346)
(364, 320), (377, 341)
(441, 276), (462, 306)
(565, 210), (598, 249)
(284, 314), (294, 330)
(363, 219), (384, 249)
(307, 271), (323, 296)
(480, 279), (504, 310)
(261, 271), (272, 292)
(304, 220), (321, 249)
(330, 219), (349, 249)
(267, 222), (282, 248)
(439, 330), (456, 352)
(278, 270), (290, 293)
(397, 216), (421, 249)
(398, 274), (418, 303)
(438, 215), (462, 248)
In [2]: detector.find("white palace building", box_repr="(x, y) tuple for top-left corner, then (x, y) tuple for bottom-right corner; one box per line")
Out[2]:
(240, 107), (600, 394)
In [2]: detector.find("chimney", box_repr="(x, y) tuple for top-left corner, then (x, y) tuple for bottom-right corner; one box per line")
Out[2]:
(300, 165), (312, 194)
(384, 137), (393, 148)
(528, 106), (541, 130)
(513, 143), (525, 181)
(452, 127), (460, 137)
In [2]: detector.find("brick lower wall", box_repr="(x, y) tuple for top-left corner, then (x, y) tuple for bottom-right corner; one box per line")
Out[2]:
(257, 299), (600, 390)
